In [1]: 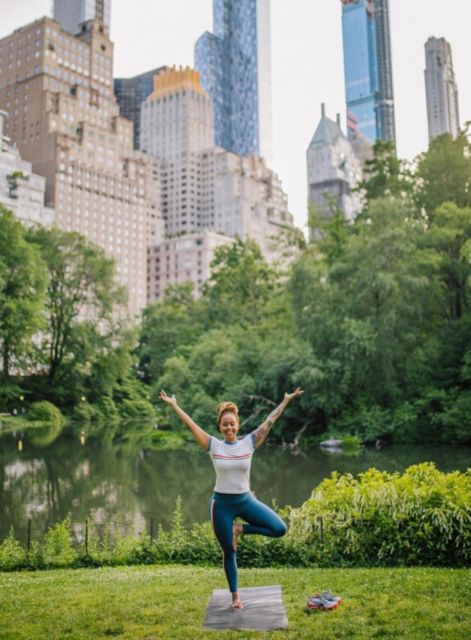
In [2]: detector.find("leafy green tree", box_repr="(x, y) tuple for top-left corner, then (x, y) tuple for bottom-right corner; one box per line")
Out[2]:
(357, 140), (415, 207)
(0, 207), (47, 379)
(416, 131), (471, 218)
(307, 198), (351, 264)
(292, 198), (436, 413)
(138, 283), (203, 384)
(201, 238), (278, 326)
(422, 202), (471, 322)
(26, 226), (126, 382)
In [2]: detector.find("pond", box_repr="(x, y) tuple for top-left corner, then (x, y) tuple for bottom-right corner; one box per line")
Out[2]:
(1, 424), (470, 544)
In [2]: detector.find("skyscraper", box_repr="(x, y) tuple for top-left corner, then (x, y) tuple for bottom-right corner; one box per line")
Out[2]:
(0, 17), (162, 315)
(140, 67), (215, 237)
(114, 67), (167, 149)
(53, 0), (111, 35)
(140, 67), (294, 299)
(195, 0), (273, 161)
(341, 0), (396, 144)
(424, 37), (460, 142)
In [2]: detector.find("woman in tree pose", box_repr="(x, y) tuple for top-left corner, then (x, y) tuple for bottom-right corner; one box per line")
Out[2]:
(159, 387), (304, 609)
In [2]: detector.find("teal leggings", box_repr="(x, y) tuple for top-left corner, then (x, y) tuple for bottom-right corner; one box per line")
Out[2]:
(209, 491), (287, 593)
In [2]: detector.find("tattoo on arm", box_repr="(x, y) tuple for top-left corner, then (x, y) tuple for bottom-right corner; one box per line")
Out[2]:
(253, 400), (287, 448)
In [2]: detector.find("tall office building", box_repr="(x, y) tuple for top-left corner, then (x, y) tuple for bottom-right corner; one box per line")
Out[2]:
(306, 104), (364, 233)
(114, 67), (167, 149)
(195, 0), (273, 161)
(140, 67), (215, 238)
(341, 0), (396, 144)
(140, 67), (294, 299)
(53, 0), (111, 35)
(0, 17), (162, 315)
(424, 37), (460, 142)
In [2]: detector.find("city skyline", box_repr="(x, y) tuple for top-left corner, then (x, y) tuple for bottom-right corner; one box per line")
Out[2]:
(2, 0), (470, 231)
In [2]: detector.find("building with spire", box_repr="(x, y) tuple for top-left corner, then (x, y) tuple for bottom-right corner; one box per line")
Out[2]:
(424, 37), (460, 142)
(194, 0), (273, 161)
(307, 104), (367, 235)
(0, 17), (163, 315)
(341, 0), (396, 144)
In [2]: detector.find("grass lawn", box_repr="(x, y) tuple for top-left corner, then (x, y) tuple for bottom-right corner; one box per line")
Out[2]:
(0, 565), (469, 639)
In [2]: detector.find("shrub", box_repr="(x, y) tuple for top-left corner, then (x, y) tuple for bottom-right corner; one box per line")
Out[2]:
(288, 463), (471, 566)
(43, 516), (76, 567)
(0, 529), (27, 571)
(72, 400), (98, 423)
(342, 435), (362, 449)
(2, 467), (470, 572)
(120, 399), (155, 421)
(26, 401), (64, 429)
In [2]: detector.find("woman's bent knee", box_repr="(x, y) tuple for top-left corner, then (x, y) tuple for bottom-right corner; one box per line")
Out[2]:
(274, 520), (288, 537)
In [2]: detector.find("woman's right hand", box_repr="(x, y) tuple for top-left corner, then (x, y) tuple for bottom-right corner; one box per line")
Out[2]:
(159, 389), (177, 408)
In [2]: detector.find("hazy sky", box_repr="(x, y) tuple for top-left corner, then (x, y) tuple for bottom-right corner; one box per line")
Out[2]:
(2, 1), (470, 230)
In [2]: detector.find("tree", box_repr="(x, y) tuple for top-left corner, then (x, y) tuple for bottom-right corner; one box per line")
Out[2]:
(0, 207), (47, 379)
(26, 226), (126, 382)
(201, 238), (278, 326)
(307, 198), (351, 265)
(423, 202), (471, 322)
(357, 140), (415, 207)
(138, 283), (203, 384)
(291, 198), (437, 410)
(416, 131), (471, 218)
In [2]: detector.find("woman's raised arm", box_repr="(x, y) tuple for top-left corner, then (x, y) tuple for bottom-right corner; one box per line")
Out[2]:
(252, 387), (304, 449)
(159, 389), (210, 450)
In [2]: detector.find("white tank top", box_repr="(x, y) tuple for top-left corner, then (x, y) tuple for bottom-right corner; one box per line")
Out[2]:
(208, 433), (255, 494)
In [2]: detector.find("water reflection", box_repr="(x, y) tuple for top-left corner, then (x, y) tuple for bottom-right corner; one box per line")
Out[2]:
(1, 423), (470, 544)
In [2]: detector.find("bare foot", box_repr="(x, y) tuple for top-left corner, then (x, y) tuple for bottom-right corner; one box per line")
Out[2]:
(232, 523), (243, 551)
(232, 595), (244, 609)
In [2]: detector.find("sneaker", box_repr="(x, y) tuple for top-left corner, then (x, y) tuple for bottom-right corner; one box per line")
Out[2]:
(316, 590), (342, 604)
(306, 595), (339, 610)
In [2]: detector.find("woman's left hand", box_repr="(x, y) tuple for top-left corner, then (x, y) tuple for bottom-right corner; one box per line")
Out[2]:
(284, 387), (304, 402)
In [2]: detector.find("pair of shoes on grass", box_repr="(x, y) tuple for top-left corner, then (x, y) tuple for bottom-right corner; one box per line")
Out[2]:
(307, 591), (342, 611)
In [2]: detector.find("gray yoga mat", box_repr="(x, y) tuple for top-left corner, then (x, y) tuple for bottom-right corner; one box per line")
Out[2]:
(202, 584), (289, 631)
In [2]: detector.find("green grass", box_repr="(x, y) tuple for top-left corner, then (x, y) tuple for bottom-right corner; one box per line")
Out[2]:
(0, 565), (469, 639)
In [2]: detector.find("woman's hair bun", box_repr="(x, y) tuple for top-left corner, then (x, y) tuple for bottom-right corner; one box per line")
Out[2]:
(216, 401), (239, 424)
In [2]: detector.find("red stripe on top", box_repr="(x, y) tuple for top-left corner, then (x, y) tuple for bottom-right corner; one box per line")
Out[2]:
(213, 454), (253, 460)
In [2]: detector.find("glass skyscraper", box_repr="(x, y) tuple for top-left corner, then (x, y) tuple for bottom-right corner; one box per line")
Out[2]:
(195, 0), (273, 161)
(341, 0), (396, 144)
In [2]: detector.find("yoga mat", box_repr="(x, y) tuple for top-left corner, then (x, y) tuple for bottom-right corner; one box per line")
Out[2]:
(202, 585), (289, 631)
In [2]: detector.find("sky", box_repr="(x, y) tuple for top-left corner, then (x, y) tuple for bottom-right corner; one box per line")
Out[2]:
(2, 1), (470, 231)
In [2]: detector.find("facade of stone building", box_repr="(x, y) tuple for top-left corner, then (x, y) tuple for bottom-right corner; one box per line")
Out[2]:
(307, 104), (366, 236)
(147, 230), (234, 302)
(0, 110), (54, 226)
(0, 17), (163, 315)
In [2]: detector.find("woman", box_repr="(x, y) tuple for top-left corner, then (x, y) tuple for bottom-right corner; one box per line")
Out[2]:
(159, 387), (304, 609)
